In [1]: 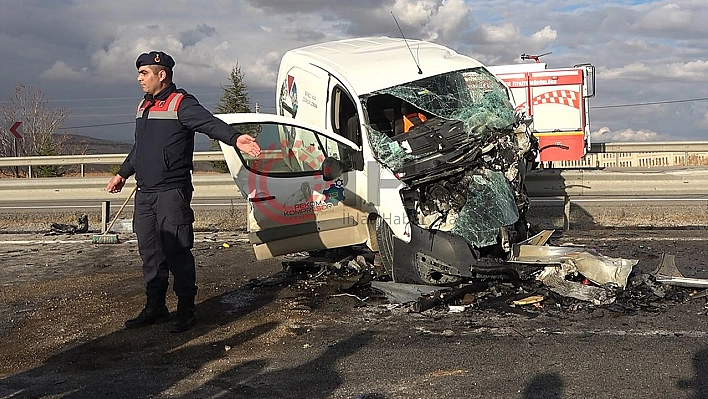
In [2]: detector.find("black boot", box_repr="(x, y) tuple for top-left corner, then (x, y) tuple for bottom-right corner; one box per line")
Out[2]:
(125, 295), (170, 329)
(169, 296), (196, 333)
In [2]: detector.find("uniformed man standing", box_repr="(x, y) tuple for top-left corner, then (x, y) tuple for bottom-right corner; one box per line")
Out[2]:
(106, 51), (261, 333)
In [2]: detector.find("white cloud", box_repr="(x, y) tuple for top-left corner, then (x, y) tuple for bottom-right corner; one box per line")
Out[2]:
(634, 3), (693, 30)
(391, 0), (438, 27)
(40, 61), (86, 81)
(420, 0), (470, 42)
(530, 26), (557, 46)
(245, 51), (282, 88)
(600, 60), (708, 81)
(476, 23), (521, 44)
(591, 127), (666, 142)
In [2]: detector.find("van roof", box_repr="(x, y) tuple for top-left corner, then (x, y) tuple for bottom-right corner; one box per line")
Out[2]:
(283, 36), (485, 95)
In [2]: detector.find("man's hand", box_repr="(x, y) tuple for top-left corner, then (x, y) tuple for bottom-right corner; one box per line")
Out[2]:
(107, 174), (127, 193)
(236, 134), (261, 158)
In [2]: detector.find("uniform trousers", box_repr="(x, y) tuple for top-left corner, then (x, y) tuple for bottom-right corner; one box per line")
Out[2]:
(133, 186), (197, 298)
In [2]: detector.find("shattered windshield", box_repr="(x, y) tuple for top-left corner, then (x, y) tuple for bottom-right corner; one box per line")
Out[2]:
(380, 67), (515, 133)
(363, 67), (515, 169)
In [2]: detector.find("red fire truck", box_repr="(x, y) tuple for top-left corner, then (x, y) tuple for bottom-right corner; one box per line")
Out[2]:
(488, 56), (595, 162)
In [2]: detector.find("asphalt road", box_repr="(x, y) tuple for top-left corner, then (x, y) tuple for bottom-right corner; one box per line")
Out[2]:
(0, 228), (707, 398)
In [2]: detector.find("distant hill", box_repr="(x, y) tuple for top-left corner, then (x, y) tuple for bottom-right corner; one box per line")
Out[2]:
(62, 133), (133, 155)
(60, 133), (216, 154)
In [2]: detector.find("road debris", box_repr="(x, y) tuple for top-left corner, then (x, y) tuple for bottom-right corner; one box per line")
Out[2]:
(652, 253), (708, 288)
(369, 281), (444, 305)
(512, 295), (545, 306)
(46, 214), (89, 235)
(536, 264), (616, 306)
(278, 232), (707, 317)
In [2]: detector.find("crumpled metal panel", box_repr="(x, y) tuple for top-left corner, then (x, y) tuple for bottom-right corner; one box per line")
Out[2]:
(565, 251), (636, 289)
(520, 243), (638, 305)
(536, 264), (617, 306)
(652, 253), (708, 288)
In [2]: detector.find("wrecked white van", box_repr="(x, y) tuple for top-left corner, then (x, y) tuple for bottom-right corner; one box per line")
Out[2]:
(217, 36), (539, 286)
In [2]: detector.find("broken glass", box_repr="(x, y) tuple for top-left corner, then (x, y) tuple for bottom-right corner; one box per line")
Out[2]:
(364, 67), (519, 178)
(451, 169), (519, 247)
(373, 67), (515, 141)
(366, 125), (413, 170)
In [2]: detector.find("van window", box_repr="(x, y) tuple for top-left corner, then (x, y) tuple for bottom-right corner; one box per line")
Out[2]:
(229, 122), (354, 177)
(331, 86), (361, 146)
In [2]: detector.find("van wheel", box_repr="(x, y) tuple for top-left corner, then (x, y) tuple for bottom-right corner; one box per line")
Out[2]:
(375, 217), (426, 284)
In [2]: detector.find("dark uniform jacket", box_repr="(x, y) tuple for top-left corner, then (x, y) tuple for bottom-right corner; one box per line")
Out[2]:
(118, 83), (240, 192)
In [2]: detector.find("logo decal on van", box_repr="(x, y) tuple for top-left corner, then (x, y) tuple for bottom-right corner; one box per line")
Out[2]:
(279, 75), (298, 118)
(323, 179), (345, 205)
(246, 143), (331, 225)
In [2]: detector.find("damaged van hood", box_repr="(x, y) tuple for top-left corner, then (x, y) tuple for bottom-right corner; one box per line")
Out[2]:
(364, 66), (538, 249)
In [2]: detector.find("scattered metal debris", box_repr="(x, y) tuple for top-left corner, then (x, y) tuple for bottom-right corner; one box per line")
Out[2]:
(512, 295), (544, 306)
(282, 260), (329, 279)
(652, 253), (708, 288)
(536, 264), (616, 306)
(328, 293), (369, 303)
(689, 290), (708, 301)
(281, 234), (706, 316)
(410, 283), (490, 313)
(370, 281), (444, 305)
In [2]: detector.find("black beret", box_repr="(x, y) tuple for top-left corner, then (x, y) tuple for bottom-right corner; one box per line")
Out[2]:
(136, 51), (175, 69)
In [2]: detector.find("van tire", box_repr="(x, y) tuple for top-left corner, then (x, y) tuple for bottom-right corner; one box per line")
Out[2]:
(375, 217), (426, 284)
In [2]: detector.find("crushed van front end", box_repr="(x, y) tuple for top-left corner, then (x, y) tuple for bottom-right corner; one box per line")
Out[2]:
(364, 66), (539, 284)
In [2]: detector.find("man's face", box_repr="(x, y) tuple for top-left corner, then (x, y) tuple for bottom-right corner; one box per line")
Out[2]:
(137, 66), (163, 95)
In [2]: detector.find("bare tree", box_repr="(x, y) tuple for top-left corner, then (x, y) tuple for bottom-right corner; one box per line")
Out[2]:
(1, 84), (71, 177)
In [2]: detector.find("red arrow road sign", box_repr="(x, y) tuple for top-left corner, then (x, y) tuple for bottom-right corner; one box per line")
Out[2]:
(10, 121), (22, 139)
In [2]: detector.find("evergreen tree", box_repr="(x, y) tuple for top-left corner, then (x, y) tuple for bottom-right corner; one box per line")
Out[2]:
(211, 64), (252, 172)
(215, 64), (251, 114)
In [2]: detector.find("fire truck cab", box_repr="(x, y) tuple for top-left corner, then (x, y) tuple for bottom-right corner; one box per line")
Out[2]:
(487, 62), (595, 163)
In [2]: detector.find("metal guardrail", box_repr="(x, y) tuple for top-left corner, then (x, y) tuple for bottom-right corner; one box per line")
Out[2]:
(0, 152), (225, 177)
(0, 152), (224, 167)
(3, 168), (708, 202)
(525, 167), (708, 196)
(0, 175), (240, 202)
(0, 141), (707, 168)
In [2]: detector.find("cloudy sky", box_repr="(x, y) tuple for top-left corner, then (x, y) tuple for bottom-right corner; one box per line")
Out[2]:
(1, 0), (707, 148)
